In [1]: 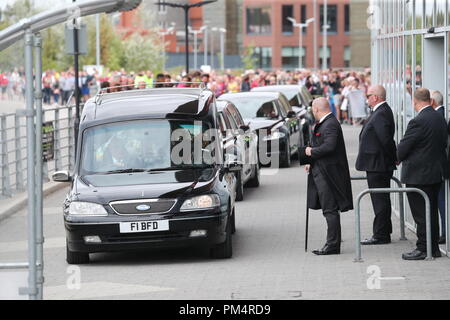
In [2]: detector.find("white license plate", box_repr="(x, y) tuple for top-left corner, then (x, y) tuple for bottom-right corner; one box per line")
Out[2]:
(119, 220), (169, 233)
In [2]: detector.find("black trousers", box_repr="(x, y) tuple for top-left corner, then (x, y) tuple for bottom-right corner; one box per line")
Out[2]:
(406, 183), (441, 253)
(367, 171), (393, 240)
(311, 167), (341, 249)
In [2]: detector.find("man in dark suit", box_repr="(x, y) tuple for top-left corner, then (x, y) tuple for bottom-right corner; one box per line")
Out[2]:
(397, 88), (448, 260)
(431, 90), (446, 244)
(301, 97), (353, 255)
(356, 85), (397, 245)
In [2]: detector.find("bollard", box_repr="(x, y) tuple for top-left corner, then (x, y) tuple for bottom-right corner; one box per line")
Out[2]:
(355, 187), (432, 263)
(351, 176), (407, 241)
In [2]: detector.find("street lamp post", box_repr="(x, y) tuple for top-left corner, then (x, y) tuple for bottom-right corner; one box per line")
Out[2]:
(218, 28), (226, 71)
(158, 23), (175, 72)
(189, 25), (206, 70)
(154, 0), (217, 74)
(287, 17), (314, 70)
(211, 27), (217, 69)
(322, 0), (328, 70)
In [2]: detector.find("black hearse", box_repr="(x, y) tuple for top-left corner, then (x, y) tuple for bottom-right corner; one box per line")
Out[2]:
(53, 87), (239, 264)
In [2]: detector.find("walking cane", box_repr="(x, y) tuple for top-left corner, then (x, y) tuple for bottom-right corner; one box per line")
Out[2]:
(305, 172), (309, 252)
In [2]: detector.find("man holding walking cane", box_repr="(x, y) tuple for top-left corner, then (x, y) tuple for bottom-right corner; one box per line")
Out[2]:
(300, 98), (353, 255)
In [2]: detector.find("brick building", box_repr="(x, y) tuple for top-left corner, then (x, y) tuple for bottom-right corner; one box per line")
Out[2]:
(118, 0), (370, 69)
(243, 0), (354, 69)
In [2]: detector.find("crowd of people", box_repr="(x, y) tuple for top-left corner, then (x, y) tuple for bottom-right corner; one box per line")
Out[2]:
(1, 66), (375, 126)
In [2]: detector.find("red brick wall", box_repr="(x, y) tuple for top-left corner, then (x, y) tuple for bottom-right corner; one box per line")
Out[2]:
(243, 0), (350, 69)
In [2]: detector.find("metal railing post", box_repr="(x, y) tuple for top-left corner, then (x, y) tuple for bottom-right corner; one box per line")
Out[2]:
(351, 176), (407, 240)
(34, 32), (44, 300)
(390, 176), (407, 240)
(14, 112), (24, 192)
(54, 108), (61, 171)
(67, 105), (74, 171)
(23, 29), (38, 300)
(1, 114), (12, 197)
(355, 187), (432, 262)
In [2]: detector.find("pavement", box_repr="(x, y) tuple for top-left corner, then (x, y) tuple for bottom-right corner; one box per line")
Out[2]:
(1, 124), (450, 300)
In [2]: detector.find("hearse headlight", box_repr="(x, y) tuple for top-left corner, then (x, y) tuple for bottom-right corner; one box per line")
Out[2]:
(69, 201), (108, 216)
(263, 131), (285, 141)
(180, 195), (220, 211)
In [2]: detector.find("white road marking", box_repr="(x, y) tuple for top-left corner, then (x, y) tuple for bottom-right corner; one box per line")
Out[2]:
(379, 277), (406, 281)
(44, 281), (175, 299)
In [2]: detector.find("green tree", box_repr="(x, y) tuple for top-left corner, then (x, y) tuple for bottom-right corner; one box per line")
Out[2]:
(122, 32), (164, 72)
(242, 42), (257, 71)
(0, 0), (36, 71)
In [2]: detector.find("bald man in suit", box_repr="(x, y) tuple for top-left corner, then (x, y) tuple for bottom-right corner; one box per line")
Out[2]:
(301, 98), (353, 255)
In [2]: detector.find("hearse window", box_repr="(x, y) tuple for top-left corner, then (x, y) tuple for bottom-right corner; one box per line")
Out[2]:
(80, 120), (216, 175)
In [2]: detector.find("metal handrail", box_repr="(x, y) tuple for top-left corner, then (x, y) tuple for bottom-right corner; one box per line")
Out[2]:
(351, 175), (407, 240)
(354, 187), (432, 262)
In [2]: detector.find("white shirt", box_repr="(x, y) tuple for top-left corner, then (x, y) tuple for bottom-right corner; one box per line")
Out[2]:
(436, 105), (444, 111)
(372, 101), (385, 113)
(319, 112), (332, 124)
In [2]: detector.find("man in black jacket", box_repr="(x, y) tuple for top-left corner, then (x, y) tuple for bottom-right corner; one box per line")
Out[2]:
(397, 88), (448, 260)
(301, 97), (353, 255)
(356, 85), (397, 245)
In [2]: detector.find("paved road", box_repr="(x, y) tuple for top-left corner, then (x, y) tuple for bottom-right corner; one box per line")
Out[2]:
(1, 125), (450, 300)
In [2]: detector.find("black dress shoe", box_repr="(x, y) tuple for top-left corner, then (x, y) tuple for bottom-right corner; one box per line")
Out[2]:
(402, 249), (427, 260)
(312, 245), (340, 255)
(439, 236), (446, 244)
(361, 237), (391, 245)
(433, 250), (442, 258)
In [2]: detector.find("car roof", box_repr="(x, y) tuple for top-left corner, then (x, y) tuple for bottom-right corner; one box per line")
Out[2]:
(252, 85), (300, 92)
(220, 91), (280, 99)
(81, 88), (215, 124)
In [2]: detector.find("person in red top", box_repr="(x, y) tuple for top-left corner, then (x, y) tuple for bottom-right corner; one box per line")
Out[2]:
(0, 73), (9, 100)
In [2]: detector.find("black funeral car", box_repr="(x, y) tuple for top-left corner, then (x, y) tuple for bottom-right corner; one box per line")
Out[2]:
(251, 85), (314, 146)
(219, 91), (302, 168)
(216, 100), (260, 201)
(52, 87), (239, 264)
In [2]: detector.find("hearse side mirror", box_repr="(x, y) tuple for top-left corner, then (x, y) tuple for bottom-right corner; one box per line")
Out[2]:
(52, 170), (72, 182)
(287, 110), (296, 118)
(239, 124), (250, 132)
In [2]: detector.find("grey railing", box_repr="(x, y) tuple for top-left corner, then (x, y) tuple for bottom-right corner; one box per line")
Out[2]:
(0, 103), (76, 199)
(351, 175), (407, 241)
(354, 187), (432, 262)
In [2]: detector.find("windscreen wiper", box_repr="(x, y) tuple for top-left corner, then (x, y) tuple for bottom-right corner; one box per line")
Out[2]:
(146, 165), (214, 172)
(101, 168), (146, 174)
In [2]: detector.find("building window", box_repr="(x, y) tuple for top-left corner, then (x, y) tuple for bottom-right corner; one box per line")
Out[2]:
(344, 46), (351, 68)
(300, 4), (307, 23)
(320, 4), (337, 33)
(424, 0), (434, 28)
(300, 4), (307, 33)
(282, 5), (293, 33)
(254, 47), (272, 69)
(246, 7), (272, 35)
(157, 0), (167, 14)
(436, 0), (445, 27)
(319, 46), (331, 68)
(344, 4), (350, 33)
(282, 47), (306, 69)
